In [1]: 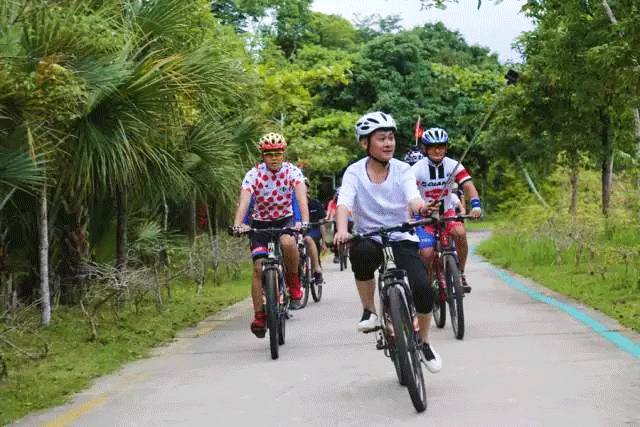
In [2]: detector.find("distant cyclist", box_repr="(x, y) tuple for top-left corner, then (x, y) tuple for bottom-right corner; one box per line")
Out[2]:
(411, 127), (481, 292)
(403, 146), (424, 166)
(303, 177), (326, 284)
(232, 132), (309, 337)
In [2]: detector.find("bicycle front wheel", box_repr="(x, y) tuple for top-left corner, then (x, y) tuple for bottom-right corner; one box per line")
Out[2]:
(444, 255), (464, 340)
(388, 285), (427, 412)
(264, 269), (280, 359)
(339, 247), (348, 271)
(310, 272), (322, 302)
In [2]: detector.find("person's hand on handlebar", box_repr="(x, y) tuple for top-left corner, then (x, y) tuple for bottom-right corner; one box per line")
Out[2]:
(294, 221), (310, 232)
(333, 230), (352, 247)
(469, 198), (482, 219)
(418, 202), (438, 218)
(233, 223), (251, 236)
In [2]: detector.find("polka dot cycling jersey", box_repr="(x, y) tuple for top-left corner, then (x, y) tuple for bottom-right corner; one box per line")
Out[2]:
(241, 162), (304, 221)
(411, 157), (472, 211)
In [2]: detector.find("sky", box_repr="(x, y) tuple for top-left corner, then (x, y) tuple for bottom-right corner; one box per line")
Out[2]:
(311, 0), (535, 63)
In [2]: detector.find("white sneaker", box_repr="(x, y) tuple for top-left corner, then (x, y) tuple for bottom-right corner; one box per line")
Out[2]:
(357, 309), (378, 332)
(421, 343), (442, 373)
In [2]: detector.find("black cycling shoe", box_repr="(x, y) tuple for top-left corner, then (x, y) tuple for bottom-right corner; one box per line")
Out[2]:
(313, 271), (324, 284)
(460, 273), (472, 293)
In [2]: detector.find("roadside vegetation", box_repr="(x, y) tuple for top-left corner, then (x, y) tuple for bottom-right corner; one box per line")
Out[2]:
(477, 169), (640, 332)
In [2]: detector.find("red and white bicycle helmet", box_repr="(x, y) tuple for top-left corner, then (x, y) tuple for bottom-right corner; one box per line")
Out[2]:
(258, 132), (287, 152)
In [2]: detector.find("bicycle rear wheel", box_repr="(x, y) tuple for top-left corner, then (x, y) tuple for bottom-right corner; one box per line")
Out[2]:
(264, 269), (280, 359)
(388, 285), (427, 412)
(310, 273), (322, 302)
(444, 255), (464, 340)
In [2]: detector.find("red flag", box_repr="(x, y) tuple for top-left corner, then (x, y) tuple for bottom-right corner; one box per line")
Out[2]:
(414, 117), (422, 139)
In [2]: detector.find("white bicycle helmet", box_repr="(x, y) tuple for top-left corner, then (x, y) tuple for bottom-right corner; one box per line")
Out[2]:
(403, 148), (424, 166)
(354, 111), (397, 141)
(421, 127), (449, 145)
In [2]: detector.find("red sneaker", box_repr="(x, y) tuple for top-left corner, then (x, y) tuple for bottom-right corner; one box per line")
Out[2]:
(286, 273), (303, 301)
(250, 311), (266, 338)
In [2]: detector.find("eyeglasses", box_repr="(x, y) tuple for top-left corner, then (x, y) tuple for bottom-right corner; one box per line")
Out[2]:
(263, 151), (285, 158)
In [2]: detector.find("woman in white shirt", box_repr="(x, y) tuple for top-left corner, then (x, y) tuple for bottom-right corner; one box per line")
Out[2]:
(333, 112), (441, 373)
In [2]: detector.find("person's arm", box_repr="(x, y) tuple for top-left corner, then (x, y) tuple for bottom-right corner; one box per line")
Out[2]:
(242, 195), (254, 225)
(335, 205), (351, 238)
(461, 181), (481, 218)
(403, 165), (426, 217)
(233, 190), (253, 228)
(333, 170), (356, 244)
(454, 163), (480, 218)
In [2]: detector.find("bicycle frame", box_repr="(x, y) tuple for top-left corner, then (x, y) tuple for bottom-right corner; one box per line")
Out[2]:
(376, 239), (418, 359)
(257, 229), (292, 310)
(432, 219), (460, 302)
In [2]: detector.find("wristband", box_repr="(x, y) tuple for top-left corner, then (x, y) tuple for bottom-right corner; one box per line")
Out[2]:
(470, 198), (481, 209)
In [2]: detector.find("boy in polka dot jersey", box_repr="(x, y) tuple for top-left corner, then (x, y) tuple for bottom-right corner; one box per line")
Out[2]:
(233, 133), (309, 338)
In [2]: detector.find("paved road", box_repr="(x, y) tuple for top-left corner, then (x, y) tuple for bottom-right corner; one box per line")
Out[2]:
(14, 232), (640, 427)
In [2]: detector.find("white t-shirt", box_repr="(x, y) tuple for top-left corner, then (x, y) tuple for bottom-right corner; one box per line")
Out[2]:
(337, 158), (422, 242)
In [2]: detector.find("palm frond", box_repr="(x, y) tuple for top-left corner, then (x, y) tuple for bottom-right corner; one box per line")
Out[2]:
(0, 146), (46, 195)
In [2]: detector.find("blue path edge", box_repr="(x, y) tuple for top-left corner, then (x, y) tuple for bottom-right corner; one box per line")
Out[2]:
(470, 245), (640, 359)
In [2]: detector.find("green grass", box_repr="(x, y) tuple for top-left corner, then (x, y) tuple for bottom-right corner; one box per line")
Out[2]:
(477, 234), (640, 332)
(464, 215), (502, 231)
(0, 269), (251, 425)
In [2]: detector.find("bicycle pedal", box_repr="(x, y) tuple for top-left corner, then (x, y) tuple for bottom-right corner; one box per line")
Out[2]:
(362, 326), (382, 334)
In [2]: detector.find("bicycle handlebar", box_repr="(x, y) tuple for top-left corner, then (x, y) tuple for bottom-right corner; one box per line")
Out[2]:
(346, 214), (479, 241)
(350, 217), (435, 240)
(227, 226), (302, 237)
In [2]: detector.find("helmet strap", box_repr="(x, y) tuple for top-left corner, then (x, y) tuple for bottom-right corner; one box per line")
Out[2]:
(365, 138), (390, 167)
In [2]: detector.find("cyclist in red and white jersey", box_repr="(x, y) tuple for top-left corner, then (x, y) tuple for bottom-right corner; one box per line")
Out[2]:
(412, 127), (481, 292)
(233, 132), (309, 337)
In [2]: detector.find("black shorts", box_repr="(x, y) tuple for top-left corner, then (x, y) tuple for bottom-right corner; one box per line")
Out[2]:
(250, 216), (296, 261)
(349, 238), (434, 314)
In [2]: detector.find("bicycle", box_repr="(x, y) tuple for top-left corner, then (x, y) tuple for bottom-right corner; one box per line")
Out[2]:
(230, 226), (298, 360)
(338, 241), (349, 271)
(351, 218), (433, 413)
(296, 220), (325, 308)
(428, 213), (473, 340)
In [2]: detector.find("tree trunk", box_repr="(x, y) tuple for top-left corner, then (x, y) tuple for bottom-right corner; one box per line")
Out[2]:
(204, 201), (219, 270)
(38, 183), (51, 325)
(516, 156), (549, 208)
(600, 0), (640, 191)
(162, 191), (169, 232)
(189, 191), (197, 244)
(116, 186), (128, 273)
(569, 163), (579, 217)
(600, 0), (618, 24)
(600, 111), (614, 216)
